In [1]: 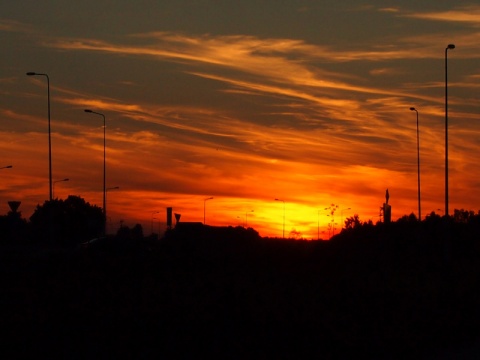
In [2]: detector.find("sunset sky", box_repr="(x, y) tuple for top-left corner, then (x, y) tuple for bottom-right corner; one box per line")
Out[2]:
(1, 1), (480, 239)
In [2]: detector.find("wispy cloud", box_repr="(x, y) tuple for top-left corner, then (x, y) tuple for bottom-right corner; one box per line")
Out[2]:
(379, 8), (400, 13)
(0, 19), (33, 33)
(404, 6), (480, 24)
(36, 31), (454, 180)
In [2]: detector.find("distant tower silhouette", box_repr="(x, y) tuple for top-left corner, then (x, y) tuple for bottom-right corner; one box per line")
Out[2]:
(383, 189), (391, 223)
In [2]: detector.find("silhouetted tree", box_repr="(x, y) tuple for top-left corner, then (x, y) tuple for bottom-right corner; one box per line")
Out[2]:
(397, 212), (418, 224)
(29, 195), (103, 246)
(116, 223), (144, 241)
(289, 228), (303, 239)
(426, 211), (441, 220)
(453, 208), (475, 223)
(344, 214), (361, 230)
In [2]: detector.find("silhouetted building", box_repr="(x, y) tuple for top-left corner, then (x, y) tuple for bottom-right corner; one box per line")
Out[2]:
(165, 222), (260, 242)
(166, 207), (173, 229)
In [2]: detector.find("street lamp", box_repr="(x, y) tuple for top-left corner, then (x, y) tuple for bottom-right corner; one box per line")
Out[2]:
(26, 72), (52, 201)
(410, 107), (421, 221)
(245, 210), (254, 228)
(1, 165), (12, 169)
(445, 43), (455, 217)
(275, 198), (285, 239)
(84, 109), (106, 223)
(105, 186), (119, 236)
(204, 197), (213, 224)
(53, 178), (69, 199)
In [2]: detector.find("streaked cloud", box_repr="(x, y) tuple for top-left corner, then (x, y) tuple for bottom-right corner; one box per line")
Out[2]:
(0, 19), (32, 33)
(379, 8), (400, 13)
(404, 6), (480, 24)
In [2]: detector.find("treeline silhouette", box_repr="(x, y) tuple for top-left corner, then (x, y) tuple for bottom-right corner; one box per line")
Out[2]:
(2, 200), (480, 358)
(2, 195), (104, 246)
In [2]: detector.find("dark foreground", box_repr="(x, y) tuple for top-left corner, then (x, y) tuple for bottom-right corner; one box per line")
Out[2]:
(2, 231), (480, 359)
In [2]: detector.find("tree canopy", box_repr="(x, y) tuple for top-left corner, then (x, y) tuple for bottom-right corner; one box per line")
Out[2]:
(29, 195), (103, 246)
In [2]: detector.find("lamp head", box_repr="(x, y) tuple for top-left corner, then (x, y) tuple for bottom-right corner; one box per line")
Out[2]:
(26, 72), (36, 76)
(447, 44), (455, 50)
(84, 109), (92, 113)
(410, 107), (416, 111)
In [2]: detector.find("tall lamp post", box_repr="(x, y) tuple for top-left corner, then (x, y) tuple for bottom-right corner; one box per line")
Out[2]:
(84, 109), (106, 225)
(410, 107), (422, 221)
(445, 44), (455, 217)
(105, 186), (119, 236)
(275, 198), (285, 239)
(204, 197), (213, 224)
(26, 72), (52, 201)
(53, 178), (69, 199)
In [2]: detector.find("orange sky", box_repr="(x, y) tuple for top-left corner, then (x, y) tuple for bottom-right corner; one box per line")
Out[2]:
(2, 3), (480, 238)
